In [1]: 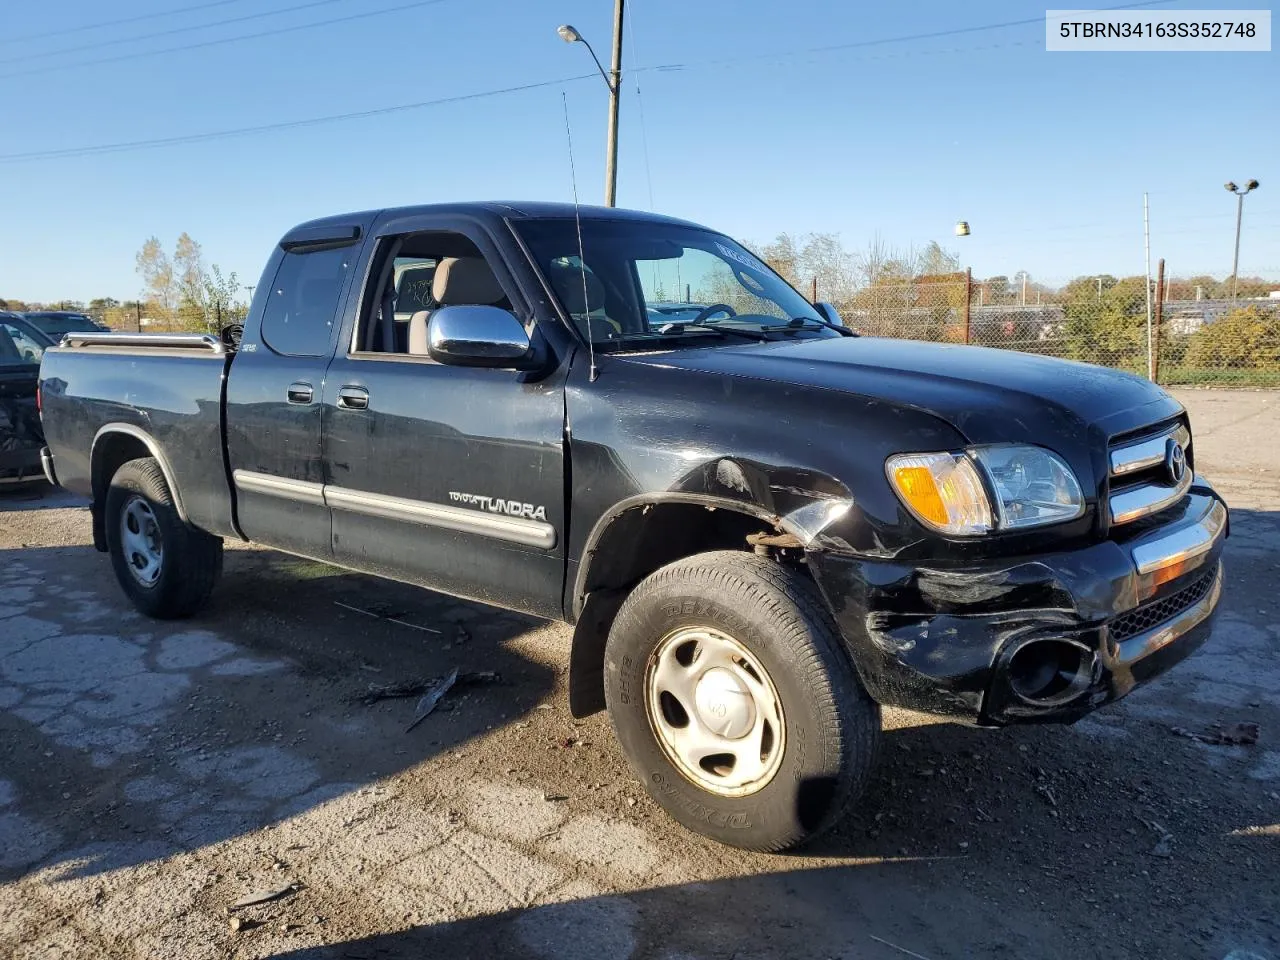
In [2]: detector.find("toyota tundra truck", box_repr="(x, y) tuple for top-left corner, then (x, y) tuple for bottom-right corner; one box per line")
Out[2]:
(37, 202), (1228, 851)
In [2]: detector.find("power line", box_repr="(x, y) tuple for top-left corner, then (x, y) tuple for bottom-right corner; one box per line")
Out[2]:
(0, 73), (598, 163)
(631, 0), (1177, 74)
(0, 0), (251, 46)
(1, 0), (354, 66)
(0, 0), (1186, 160)
(0, 0), (450, 80)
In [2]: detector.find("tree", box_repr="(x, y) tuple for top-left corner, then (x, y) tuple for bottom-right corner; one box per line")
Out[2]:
(202, 264), (248, 326)
(1062, 275), (1148, 372)
(1184, 305), (1280, 373)
(174, 233), (205, 307)
(136, 237), (176, 321)
(916, 241), (960, 278)
(758, 234), (801, 288)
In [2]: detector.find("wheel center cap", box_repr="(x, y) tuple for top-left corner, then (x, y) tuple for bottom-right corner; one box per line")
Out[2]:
(693, 667), (755, 739)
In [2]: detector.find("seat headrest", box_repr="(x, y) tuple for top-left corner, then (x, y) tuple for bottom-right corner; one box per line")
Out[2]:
(432, 257), (504, 306)
(548, 261), (605, 316)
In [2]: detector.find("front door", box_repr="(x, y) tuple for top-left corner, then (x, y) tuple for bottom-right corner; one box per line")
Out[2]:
(225, 231), (362, 558)
(320, 218), (568, 618)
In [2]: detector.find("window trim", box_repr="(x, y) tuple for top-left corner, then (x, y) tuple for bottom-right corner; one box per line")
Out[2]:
(344, 224), (525, 366)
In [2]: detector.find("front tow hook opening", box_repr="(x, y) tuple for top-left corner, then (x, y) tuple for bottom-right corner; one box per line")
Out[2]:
(1006, 638), (1098, 707)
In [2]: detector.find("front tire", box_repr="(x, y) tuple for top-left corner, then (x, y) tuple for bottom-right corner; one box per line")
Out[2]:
(604, 551), (880, 851)
(105, 457), (222, 619)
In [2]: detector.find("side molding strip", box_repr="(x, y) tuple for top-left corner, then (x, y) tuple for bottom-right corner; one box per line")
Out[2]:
(325, 485), (557, 549)
(230, 471), (556, 549)
(232, 470), (326, 506)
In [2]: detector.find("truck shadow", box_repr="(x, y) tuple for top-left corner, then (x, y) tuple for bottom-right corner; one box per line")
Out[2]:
(0, 480), (85, 512)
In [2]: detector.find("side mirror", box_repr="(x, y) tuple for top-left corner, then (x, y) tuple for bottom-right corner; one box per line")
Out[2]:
(427, 305), (533, 369)
(813, 301), (845, 327)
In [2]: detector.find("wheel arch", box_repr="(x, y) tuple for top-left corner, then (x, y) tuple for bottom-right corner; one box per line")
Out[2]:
(568, 493), (808, 718)
(90, 424), (187, 551)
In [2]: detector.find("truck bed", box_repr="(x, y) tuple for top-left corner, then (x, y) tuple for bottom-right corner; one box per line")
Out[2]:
(38, 333), (238, 537)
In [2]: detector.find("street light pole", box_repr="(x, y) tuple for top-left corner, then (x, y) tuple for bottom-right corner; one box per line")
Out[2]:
(558, 1), (625, 207)
(1225, 179), (1260, 301)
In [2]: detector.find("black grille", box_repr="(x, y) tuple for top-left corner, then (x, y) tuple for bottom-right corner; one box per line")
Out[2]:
(1109, 565), (1218, 643)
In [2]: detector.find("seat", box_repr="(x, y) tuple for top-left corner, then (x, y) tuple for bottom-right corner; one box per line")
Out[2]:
(547, 261), (613, 339)
(394, 264), (437, 352)
(408, 257), (505, 355)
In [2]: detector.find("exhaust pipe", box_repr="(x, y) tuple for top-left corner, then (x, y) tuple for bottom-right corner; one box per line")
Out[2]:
(1006, 638), (1097, 707)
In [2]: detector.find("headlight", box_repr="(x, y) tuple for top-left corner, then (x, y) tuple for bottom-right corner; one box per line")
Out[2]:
(887, 445), (1083, 536)
(972, 445), (1084, 529)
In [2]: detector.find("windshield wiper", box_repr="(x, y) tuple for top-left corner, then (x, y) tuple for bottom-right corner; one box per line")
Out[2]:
(787, 316), (856, 337)
(783, 317), (855, 335)
(654, 322), (770, 342)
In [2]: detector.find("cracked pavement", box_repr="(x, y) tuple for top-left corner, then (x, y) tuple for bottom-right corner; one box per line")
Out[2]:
(1, 389), (1277, 959)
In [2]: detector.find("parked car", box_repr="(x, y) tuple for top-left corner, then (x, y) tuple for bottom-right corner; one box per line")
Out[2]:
(23, 310), (109, 339)
(0, 311), (53, 485)
(37, 202), (1227, 851)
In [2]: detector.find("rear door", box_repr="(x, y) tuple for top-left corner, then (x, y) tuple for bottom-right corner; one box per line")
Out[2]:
(225, 224), (366, 557)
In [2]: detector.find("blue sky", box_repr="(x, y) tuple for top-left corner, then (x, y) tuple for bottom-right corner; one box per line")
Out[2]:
(1, 0), (1276, 302)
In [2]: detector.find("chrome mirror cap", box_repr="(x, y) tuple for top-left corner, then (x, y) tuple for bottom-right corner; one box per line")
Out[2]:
(427, 306), (532, 368)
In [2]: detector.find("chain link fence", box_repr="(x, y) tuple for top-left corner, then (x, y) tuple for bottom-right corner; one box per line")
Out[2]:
(838, 274), (1280, 387)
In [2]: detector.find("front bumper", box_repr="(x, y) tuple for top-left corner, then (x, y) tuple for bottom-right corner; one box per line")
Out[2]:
(809, 481), (1228, 725)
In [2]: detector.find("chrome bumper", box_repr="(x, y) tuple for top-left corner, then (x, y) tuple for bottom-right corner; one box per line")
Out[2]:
(1128, 482), (1227, 603)
(1101, 482), (1227, 693)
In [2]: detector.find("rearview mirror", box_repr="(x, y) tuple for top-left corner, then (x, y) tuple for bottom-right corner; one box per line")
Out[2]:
(814, 302), (845, 327)
(427, 305), (533, 369)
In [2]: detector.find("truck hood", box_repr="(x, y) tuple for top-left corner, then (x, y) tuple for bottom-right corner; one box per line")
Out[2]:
(624, 336), (1182, 445)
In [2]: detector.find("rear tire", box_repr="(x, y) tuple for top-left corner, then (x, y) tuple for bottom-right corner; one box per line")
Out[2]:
(604, 551), (880, 851)
(105, 457), (222, 619)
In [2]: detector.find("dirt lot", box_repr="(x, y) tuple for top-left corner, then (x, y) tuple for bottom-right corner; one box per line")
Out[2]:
(1, 388), (1277, 960)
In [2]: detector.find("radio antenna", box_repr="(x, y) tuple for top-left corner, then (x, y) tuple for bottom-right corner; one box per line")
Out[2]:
(562, 91), (597, 382)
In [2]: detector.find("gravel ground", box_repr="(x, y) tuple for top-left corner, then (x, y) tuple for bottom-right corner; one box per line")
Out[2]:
(1, 388), (1277, 960)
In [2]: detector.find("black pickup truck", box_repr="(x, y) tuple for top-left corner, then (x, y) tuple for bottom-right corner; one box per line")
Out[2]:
(38, 202), (1228, 851)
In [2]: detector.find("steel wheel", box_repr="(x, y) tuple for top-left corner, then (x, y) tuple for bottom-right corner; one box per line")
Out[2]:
(120, 495), (164, 587)
(645, 626), (785, 797)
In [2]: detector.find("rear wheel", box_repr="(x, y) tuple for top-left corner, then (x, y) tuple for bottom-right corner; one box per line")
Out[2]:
(604, 551), (880, 851)
(105, 457), (222, 619)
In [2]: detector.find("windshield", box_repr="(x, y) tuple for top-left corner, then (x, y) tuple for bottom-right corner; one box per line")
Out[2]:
(517, 219), (830, 347)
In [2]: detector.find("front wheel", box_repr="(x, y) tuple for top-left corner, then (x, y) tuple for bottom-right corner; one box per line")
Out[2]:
(603, 551), (880, 851)
(105, 457), (223, 619)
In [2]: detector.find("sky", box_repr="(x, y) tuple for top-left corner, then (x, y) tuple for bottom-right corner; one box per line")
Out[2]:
(0, 0), (1277, 302)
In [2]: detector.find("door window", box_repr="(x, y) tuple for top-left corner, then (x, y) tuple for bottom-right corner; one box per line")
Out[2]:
(261, 246), (352, 357)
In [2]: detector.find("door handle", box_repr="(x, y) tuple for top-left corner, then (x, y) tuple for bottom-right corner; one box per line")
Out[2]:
(287, 381), (314, 404)
(337, 386), (369, 410)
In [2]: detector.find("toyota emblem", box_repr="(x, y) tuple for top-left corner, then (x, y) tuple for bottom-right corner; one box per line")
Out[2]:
(1165, 439), (1187, 484)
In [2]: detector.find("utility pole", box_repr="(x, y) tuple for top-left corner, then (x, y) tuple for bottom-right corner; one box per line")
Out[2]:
(604, 0), (625, 207)
(1143, 192), (1153, 380)
(1152, 258), (1165, 383)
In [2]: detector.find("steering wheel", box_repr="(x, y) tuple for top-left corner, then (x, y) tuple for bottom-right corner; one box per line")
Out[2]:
(692, 303), (737, 323)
